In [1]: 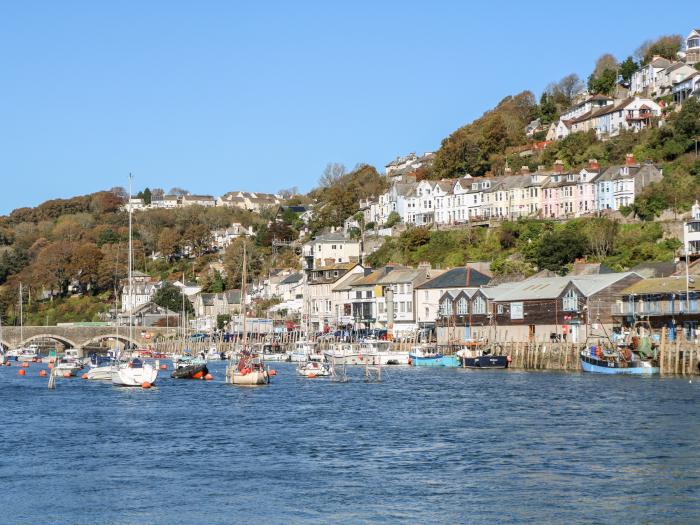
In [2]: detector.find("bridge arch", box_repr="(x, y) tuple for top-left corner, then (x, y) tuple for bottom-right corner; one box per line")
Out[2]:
(21, 334), (79, 349)
(83, 334), (141, 349)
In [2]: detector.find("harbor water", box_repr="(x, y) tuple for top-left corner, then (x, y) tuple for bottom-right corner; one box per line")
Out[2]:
(1, 361), (699, 524)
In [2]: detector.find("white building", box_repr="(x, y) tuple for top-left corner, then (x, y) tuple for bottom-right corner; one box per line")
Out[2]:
(685, 201), (700, 257)
(302, 232), (361, 270)
(630, 56), (672, 96)
(211, 223), (252, 249)
(181, 195), (216, 207)
(121, 271), (158, 312)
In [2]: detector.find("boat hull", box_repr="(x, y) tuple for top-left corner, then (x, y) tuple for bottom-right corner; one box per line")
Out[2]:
(410, 354), (460, 367)
(87, 365), (114, 380)
(579, 353), (659, 375)
(461, 355), (509, 369)
(171, 363), (209, 380)
(111, 363), (159, 386)
(229, 370), (269, 386)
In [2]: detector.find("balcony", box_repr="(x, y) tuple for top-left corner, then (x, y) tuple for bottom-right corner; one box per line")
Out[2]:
(626, 111), (653, 122)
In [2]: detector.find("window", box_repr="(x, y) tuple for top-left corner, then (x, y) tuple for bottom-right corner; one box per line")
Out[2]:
(497, 304), (504, 314)
(407, 301), (412, 312)
(473, 296), (486, 314)
(355, 291), (362, 299)
(331, 245), (337, 250)
(563, 289), (578, 311)
(457, 298), (468, 315)
(365, 291), (372, 299)
(441, 299), (453, 316)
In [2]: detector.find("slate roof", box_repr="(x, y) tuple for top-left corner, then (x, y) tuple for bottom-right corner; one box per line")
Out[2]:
(621, 275), (700, 295)
(280, 272), (304, 285)
(415, 267), (491, 289)
(630, 262), (678, 278)
(484, 273), (639, 301)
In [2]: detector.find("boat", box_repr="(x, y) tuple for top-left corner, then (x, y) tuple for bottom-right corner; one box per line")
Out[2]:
(409, 345), (460, 367)
(225, 242), (269, 387)
(10, 344), (40, 362)
(87, 353), (117, 380)
(171, 353), (209, 379)
(361, 339), (410, 365)
(323, 343), (363, 365)
(262, 342), (286, 362)
(457, 342), (509, 369)
(54, 359), (84, 377)
(111, 174), (159, 387)
(579, 320), (659, 375)
(206, 346), (224, 360)
(296, 360), (331, 377)
(288, 340), (318, 362)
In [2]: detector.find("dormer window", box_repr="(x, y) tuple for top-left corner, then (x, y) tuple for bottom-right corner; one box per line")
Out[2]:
(563, 289), (578, 311)
(472, 183), (478, 190)
(567, 174), (575, 182)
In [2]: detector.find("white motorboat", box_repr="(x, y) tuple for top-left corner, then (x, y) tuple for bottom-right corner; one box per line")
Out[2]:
(288, 340), (317, 362)
(10, 344), (40, 362)
(54, 360), (83, 377)
(206, 346), (222, 360)
(86, 353), (117, 380)
(323, 343), (364, 365)
(111, 358), (158, 386)
(296, 360), (331, 377)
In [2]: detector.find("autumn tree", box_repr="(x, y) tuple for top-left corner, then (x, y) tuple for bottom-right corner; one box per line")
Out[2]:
(158, 228), (181, 259)
(184, 223), (212, 257)
(69, 243), (104, 292)
(636, 35), (682, 64)
(223, 237), (262, 288)
(319, 163), (347, 188)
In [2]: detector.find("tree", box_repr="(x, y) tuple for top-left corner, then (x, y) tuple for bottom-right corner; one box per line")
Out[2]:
(110, 186), (128, 200)
(69, 243), (103, 292)
(142, 187), (152, 205)
(169, 187), (190, 196)
(637, 35), (682, 64)
(152, 282), (193, 314)
(538, 92), (558, 125)
(183, 224), (212, 257)
(151, 188), (165, 200)
(319, 163), (347, 188)
(385, 211), (401, 228)
(593, 54), (618, 78)
(553, 74), (584, 105)
(526, 227), (586, 274)
(619, 56), (638, 84)
(223, 237), (262, 287)
(588, 68), (617, 95)
(157, 228), (181, 258)
(583, 218), (618, 259)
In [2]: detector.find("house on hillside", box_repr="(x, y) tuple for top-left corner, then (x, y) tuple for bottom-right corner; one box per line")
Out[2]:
(630, 56), (672, 96)
(683, 28), (700, 65)
(595, 156), (663, 211)
(673, 72), (700, 104)
(415, 266), (492, 334)
(306, 262), (365, 332)
(302, 232), (361, 270)
(121, 271), (158, 312)
(181, 195), (216, 207)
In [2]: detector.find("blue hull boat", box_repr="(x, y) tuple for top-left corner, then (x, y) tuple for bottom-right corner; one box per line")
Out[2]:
(409, 354), (460, 367)
(580, 352), (659, 375)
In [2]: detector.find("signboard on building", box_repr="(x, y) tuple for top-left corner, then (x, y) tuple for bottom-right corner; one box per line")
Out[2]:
(510, 302), (524, 320)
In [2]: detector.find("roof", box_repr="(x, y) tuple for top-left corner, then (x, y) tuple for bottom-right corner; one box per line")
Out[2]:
(310, 262), (358, 271)
(621, 275), (700, 295)
(199, 293), (216, 306)
(415, 267), (491, 289)
(649, 57), (672, 68)
(630, 262), (678, 279)
(376, 268), (428, 285)
(309, 232), (358, 244)
(568, 262), (614, 276)
(279, 272), (303, 285)
(224, 289), (242, 304)
(484, 273), (638, 301)
(351, 267), (399, 286)
(332, 273), (366, 292)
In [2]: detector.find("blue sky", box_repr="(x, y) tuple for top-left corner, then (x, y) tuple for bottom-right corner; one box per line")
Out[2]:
(0, 1), (693, 214)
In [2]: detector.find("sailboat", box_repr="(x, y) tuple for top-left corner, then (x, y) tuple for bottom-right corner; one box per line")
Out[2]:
(111, 174), (158, 387)
(8, 283), (40, 362)
(0, 315), (7, 365)
(225, 242), (269, 386)
(87, 289), (119, 380)
(172, 275), (209, 380)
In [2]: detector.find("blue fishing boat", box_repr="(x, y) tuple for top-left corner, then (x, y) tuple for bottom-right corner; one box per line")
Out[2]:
(579, 341), (659, 375)
(409, 346), (459, 367)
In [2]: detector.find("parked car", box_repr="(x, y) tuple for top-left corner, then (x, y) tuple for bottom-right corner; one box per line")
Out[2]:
(189, 333), (210, 342)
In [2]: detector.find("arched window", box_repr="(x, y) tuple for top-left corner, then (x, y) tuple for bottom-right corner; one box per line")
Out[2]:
(563, 289), (578, 311)
(457, 298), (468, 315)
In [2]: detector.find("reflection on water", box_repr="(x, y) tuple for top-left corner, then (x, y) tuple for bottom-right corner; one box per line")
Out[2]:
(1, 363), (699, 524)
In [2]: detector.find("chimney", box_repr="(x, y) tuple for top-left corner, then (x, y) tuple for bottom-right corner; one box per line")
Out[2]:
(504, 166), (513, 176)
(520, 166), (530, 174)
(588, 158), (600, 171)
(554, 160), (564, 173)
(625, 153), (636, 166)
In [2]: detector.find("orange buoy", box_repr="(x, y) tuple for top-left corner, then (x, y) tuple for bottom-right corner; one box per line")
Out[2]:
(141, 381), (152, 389)
(63, 372), (71, 378)
(308, 373), (317, 379)
(18, 369), (26, 376)
(39, 370), (47, 377)
(21, 362), (30, 368)
(47, 363), (53, 369)
(268, 369), (277, 376)
(205, 373), (213, 380)
(81, 373), (89, 379)
(159, 364), (167, 370)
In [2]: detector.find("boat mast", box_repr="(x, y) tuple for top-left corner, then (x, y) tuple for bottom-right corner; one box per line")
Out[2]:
(128, 174), (134, 352)
(241, 242), (248, 349)
(19, 282), (23, 344)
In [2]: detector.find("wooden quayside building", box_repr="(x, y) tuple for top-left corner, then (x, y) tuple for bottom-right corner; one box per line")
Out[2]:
(436, 272), (642, 344)
(612, 275), (700, 340)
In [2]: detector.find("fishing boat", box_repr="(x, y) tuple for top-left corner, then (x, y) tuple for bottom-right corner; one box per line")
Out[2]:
(361, 339), (410, 365)
(296, 360), (331, 377)
(457, 342), (509, 369)
(111, 174), (159, 387)
(409, 345), (459, 367)
(171, 353), (209, 379)
(580, 320), (659, 375)
(225, 242), (269, 387)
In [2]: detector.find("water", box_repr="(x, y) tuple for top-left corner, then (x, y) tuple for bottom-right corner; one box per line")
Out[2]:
(1, 362), (699, 525)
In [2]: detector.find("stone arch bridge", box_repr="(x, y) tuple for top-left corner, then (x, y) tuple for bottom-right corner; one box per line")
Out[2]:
(0, 326), (178, 354)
